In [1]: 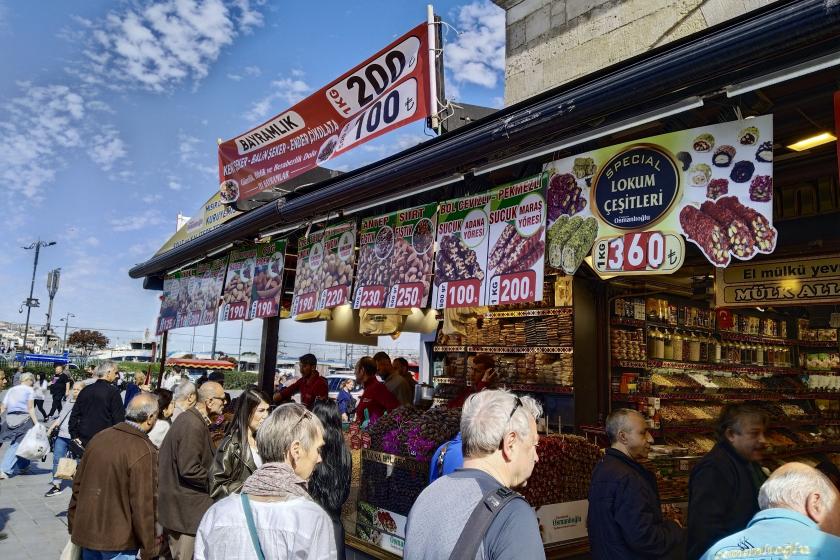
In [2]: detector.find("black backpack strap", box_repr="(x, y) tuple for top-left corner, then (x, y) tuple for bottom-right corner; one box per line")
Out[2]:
(448, 485), (524, 560)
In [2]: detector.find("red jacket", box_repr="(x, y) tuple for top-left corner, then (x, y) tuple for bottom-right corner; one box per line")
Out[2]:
(356, 377), (400, 424)
(277, 373), (328, 410)
(446, 380), (489, 409)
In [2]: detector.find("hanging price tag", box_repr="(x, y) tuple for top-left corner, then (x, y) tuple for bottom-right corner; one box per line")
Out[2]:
(224, 301), (248, 321)
(295, 292), (318, 315)
(321, 285), (348, 309)
(356, 285), (387, 308)
(443, 278), (481, 308)
(388, 282), (424, 308)
(593, 232), (684, 275)
(487, 271), (536, 305)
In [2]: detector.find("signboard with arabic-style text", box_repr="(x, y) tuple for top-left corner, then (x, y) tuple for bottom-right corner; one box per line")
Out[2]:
(715, 255), (840, 308)
(218, 23), (432, 205)
(544, 115), (775, 271)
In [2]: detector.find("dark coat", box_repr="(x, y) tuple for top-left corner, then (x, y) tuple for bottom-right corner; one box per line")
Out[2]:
(208, 434), (257, 501)
(68, 423), (158, 559)
(69, 379), (125, 446)
(158, 407), (214, 534)
(588, 448), (684, 560)
(686, 441), (765, 560)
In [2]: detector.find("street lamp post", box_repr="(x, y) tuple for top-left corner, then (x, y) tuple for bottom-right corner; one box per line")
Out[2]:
(20, 239), (56, 354)
(60, 313), (76, 352)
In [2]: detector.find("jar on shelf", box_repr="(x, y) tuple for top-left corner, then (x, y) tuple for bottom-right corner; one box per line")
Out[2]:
(672, 331), (684, 361)
(756, 344), (764, 366)
(688, 333), (701, 362)
(663, 330), (674, 360)
(713, 338), (722, 363)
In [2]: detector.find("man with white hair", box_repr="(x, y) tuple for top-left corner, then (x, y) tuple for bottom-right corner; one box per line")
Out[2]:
(69, 361), (125, 448)
(171, 379), (197, 420)
(404, 389), (545, 559)
(587, 408), (683, 559)
(701, 462), (840, 559)
(69, 392), (160, 560)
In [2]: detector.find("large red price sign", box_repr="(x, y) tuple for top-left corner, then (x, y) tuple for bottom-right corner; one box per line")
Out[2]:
(444, 279), (481, 308)
(487, 271), (536, 305)
(355, 285), (386, 308)
(295, 292), (318, 315)
(321, 285), (348, 309)
(389, 282), (424, 308)
(593, 232), (685, 275)
(224, 301), (248, 321)
(251, 298), (277, 319)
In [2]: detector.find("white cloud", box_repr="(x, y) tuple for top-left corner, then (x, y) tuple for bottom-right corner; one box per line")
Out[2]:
(178, 132), (216, 176)
(141, 193), (163, 203)
(227, 73), (243, 81)
(129, 238), (164, 257)
(445, 1), (505, 88)
(110, 210), (164, 232)
(89, 125), (127, 171)
(244, 65), (261, 77)
(244, 76), (311, 123)
(168, 178), (185, 191)
(85, 236), (101, 247)
(79, 0), (265, 93)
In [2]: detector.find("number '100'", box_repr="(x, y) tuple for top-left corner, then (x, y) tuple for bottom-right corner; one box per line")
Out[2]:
(353, 90), (400, 141)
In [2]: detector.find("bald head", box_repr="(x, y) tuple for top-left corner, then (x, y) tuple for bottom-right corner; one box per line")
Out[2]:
(759, 462), (840, 535)
(126, 392), (159, 433)
(197, 381), (225, 417)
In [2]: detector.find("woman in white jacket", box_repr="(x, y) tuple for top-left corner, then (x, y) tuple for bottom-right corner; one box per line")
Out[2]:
(32, 373), (49, 420)
(195, 403), (336, 560)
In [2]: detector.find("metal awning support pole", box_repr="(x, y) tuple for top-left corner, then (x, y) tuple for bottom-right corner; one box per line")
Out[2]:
(157, 331), (168, 390)
(259, 317), (279, 398)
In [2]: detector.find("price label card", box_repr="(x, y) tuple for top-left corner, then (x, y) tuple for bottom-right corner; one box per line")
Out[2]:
(317, 221), (356, 311)
(487, 271), (537, 305)
(321, 285), (348, 309)
(224, 301), (248, 321)
(444, 278), (482, 308)
(388, 282), (424, 308)
(593, 232), (685, 275)
(294, 292), (318, 315)
(356, 285), (387, 309)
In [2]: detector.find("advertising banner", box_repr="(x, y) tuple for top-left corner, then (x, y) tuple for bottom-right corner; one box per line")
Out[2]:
(154, 192), (241, 256)
(354, 203), (437, 309)
(221, 245), (257, 322)
(715, 255), (840, 308)
(544, 115), (775, 272)
(291, 221), (357, 319)
(218, 23), (432, 204)
(433, 191), (492, 309)
(197, 258), (227, 326)
(486, 174), (547, 305)
(249, 240), (288, 319)
(156, 256), (228, 333)
(156, 273), (180, 334)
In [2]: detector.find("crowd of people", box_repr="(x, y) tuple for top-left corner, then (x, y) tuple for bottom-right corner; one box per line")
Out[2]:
(3, 353), (840, 558)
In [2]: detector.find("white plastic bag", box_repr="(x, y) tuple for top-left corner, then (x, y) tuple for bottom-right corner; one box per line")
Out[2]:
(16, 423), (49, 461)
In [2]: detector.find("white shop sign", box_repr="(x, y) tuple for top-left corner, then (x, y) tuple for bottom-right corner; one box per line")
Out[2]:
(534, 499), (589, 544)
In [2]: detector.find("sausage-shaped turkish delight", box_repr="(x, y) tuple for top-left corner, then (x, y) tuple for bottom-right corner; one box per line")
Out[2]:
(700, 201), (756, 259)
(679, 205), (731, 266)
(716, 196), (777, 252)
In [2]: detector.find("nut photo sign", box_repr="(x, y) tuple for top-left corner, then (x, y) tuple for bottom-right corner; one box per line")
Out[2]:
(291, 221), (357, 319)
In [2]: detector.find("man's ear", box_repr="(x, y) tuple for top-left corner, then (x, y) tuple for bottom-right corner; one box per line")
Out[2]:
(501, 431), (517, 460)
(805, 492), (825, 524)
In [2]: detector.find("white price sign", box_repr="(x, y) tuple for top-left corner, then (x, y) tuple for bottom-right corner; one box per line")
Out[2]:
(593, 231), (685, 275)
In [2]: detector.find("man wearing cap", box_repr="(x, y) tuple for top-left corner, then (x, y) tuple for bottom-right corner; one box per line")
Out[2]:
(273, 353), (328, 410)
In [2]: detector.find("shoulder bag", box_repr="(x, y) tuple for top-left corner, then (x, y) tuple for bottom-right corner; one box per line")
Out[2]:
(241, 493), (266, 560)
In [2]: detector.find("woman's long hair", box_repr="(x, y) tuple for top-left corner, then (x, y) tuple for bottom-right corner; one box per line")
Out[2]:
(309, 399), (352, 518)
(223, 386), (270, 482)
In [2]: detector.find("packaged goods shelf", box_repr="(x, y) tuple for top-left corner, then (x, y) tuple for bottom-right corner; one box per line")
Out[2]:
(485, 306), (573, 319)
(434, 345), (573, 354)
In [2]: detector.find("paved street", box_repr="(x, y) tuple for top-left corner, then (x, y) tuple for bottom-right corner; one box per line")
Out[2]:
(1, 393), (72, 560)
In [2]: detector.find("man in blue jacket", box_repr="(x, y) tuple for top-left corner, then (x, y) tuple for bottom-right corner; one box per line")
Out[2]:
(588, 408), (684, 559)
(701, 462), (840, 559)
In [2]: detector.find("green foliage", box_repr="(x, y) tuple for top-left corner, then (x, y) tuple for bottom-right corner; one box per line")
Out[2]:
(67, 330), (109, 355)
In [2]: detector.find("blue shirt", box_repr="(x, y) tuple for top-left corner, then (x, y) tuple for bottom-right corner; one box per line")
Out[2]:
(429, 432), (463, 483)
(700, 508), (840, 560)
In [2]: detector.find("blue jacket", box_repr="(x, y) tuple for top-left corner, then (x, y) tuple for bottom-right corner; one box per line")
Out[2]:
(336, 389), (355, 416)
(700, 508), (840, 559)
(429, 432), (463, 483)
(587, 448), (684, 560)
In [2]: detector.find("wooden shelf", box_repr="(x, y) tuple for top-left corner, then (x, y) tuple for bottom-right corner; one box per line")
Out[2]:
(486, 306), (573, 319)
(719, 331), (797, 346)
(434, 345), (573, 354)
(505, 383), (574, 394)
(797, 340), (840, 348)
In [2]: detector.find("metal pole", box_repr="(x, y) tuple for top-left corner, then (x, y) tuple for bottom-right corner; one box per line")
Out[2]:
(191, 327), (196, 353)
(22, 242), (41, 353)
(61, 313), (74, 352)
(237, 320), (244, 362)
(210, 309), (220, 359)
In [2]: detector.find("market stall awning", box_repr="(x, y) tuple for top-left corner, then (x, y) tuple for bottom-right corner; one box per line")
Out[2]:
(129, 0), (840, 283)
(165, 358), (236, 370)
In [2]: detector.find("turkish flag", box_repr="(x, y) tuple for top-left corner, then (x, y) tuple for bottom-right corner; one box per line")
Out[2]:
(717, 308), (734, 330)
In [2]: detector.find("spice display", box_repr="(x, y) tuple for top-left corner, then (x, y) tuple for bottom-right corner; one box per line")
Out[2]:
(688, 163), (712, 187)
(749, 175), (772, 202)
(679, 205), (731, 266)
(520, 435), (601, 508)
(706, 178), (729, 200)
(676, 151), (692, 171)
(434, 234), (485, 286)
(560, 217), (599, 275)
(729, 160), (755, 183)
(693, 133), (715, 152)
(738, 126), (760, 145)
(712, 145), (736, 167)
(716, 196), (777, 252)
(547, 172), (586, 218)
(699, 200), (756, 259)
(755, 141), (773, 163)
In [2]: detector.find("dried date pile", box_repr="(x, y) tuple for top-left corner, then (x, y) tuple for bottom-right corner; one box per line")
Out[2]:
(488, 224), (545, 276)
(521, 435), (602, 507)
(434, 234), (484, 286)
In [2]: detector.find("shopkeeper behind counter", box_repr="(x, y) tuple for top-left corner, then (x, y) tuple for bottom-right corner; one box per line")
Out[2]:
(354, 357), (399, 425)
(273, 353), (328, 410)
(446, 354), (497, 409)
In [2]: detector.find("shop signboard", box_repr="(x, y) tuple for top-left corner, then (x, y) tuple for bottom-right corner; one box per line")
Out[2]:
(197, 257), (227, 326)
(291, 221), (357, 319)
(221, 245), (257, 322)
(486, 174), (547, 305)
(218, 23), (433, 204)
(154, 192), (241, 256)
(354, 203), (437, 309)
(156, 273), (180, 334)
(433, 191), (493, 309)
(534, 499), (589, 545)
(249, 239), (288, 319)
(157, 257), (229, 333)
(544, 115), (775, 272)
(715, 255), (840, 308)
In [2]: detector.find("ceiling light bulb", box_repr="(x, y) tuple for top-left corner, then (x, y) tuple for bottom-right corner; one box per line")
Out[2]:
(786, 132), (837, 152)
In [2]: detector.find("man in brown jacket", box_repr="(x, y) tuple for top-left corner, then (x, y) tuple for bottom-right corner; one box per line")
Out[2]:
(68, 392), (160, 559)
(158, 381), (225, 559)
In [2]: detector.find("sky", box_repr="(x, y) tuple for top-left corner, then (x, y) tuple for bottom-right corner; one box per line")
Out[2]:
(0, 0), (505, 358)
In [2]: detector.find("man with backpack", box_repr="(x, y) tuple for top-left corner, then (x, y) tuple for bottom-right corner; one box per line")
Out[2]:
(404, 389), (545, 559)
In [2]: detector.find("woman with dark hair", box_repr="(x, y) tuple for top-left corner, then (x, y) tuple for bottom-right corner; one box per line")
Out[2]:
(147, 388), (175, 448)
(209, 386), (271, 500)
(33, 372), (49, 420)
(309, 399), (352, 560)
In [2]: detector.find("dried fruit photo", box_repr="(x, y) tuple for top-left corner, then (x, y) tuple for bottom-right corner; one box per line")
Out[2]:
(488, 224), (545, 276)
(412, 218), (434, 254)
(547, 172), (587, 220)
(434, 234), (484, 287)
